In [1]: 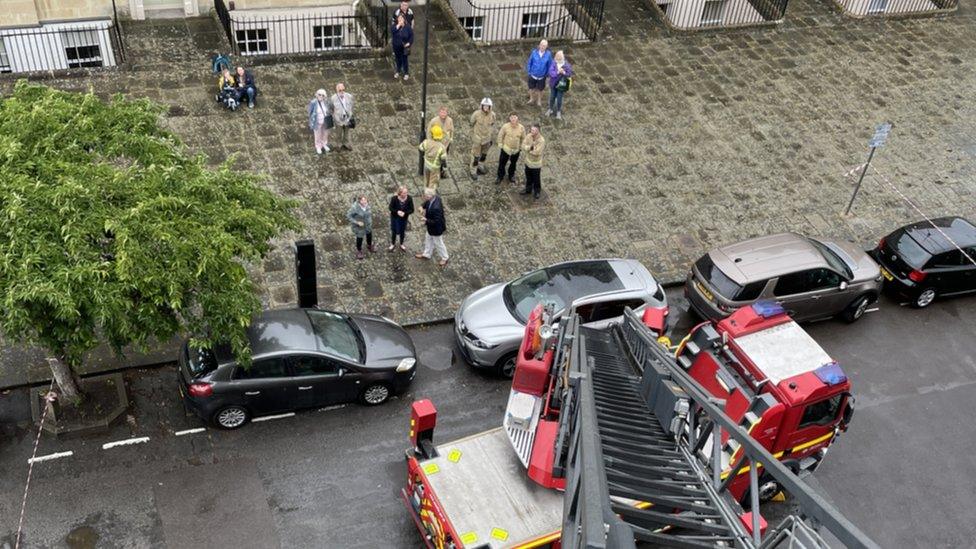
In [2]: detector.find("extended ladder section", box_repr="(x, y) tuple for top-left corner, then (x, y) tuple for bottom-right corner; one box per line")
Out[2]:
(555, 310), (879, 549)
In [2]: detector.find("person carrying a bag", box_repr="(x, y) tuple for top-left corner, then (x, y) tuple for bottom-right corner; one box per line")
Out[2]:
(546, 50), (573, 120)
(330, 82), (355, 151)
(308, 89), (333, 154)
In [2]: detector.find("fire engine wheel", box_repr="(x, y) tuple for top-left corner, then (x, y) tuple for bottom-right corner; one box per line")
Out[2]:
(360, 383), (391, 406)
(213, 405), (250, 429)
(496, 353), (518, 379)
(913, 288), (937, 308)
(840, 294), (872, 323)
(757, 479), (783, 503)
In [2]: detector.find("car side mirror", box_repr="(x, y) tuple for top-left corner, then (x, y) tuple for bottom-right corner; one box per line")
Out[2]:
(839, 281), (849, 291)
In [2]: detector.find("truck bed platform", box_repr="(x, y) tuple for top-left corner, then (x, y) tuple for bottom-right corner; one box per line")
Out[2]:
(422, 427), (562, 548)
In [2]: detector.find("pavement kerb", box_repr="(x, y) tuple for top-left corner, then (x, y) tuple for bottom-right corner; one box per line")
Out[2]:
(2, 280), (687, 392)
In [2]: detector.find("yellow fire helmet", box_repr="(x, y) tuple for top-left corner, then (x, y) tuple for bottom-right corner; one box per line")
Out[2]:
(431, 125), (444, 140)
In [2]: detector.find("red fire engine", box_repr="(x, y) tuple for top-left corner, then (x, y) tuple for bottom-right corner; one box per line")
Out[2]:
(402, 301), (866, 549)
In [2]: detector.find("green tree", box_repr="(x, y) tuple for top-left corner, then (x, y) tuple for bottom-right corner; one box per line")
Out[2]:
(0, 81), (299, 401)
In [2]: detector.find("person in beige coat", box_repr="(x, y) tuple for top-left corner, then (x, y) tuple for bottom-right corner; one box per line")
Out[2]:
(469, 97), (496, 179)
(520, 124), (545, 199)
(495, 113), (525, 185)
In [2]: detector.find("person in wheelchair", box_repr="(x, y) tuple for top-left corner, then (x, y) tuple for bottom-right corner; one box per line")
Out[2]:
(215, 68), (241, 111)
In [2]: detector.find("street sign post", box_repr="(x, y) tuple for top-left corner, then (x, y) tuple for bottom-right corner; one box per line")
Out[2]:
(845, 122), (892, 215)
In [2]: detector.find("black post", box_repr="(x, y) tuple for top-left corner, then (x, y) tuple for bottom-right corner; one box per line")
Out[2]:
(417, 10), (431, 176)
(110, 0), (125, 62)
(845, 146), (876, 215)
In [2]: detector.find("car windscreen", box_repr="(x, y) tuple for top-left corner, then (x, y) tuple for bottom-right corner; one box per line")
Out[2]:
(186, 345), (218, 378)
(808, 239), (853, 279)
(306, 310), (362, 363)
(695, 254), (743, 300)
(891, 230), (932, 269)
(503, 262), (623, 323)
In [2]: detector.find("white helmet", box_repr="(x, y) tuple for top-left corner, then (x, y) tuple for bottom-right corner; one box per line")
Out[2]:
(480, 97), (493, 108)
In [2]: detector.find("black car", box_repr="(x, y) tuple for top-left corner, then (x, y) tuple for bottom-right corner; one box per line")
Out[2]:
(178, 308), (417, 429)
(870, 217), (976, 308)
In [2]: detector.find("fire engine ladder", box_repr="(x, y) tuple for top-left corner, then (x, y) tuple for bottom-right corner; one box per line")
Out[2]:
(556, 310), (880, 549)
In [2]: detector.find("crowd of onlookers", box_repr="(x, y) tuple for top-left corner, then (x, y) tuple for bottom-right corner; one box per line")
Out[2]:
(211, 2), (576, 263)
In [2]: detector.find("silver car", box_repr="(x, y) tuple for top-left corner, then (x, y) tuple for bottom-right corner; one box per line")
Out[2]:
(686, 233), (883, 323)
(455, 259), (666, 377)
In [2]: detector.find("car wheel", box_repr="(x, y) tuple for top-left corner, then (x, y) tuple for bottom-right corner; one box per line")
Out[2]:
(360, 383), (391, 406)
(913, 288), (937, 308)
(212, 405), (250, 429)
(840, 294), (872, 323)
(496, 353), (518, 379)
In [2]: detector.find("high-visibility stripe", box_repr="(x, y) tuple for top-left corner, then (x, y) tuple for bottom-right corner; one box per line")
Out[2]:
(513, 531), (561, 548)
(790, 432), (834, 454)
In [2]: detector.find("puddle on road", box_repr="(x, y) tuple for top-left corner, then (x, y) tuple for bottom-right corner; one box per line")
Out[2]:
(66, 525), (99, 549)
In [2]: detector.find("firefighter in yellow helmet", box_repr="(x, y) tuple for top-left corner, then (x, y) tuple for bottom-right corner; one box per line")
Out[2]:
(419, 125), (447, 189)
(427, 106), (454, 179)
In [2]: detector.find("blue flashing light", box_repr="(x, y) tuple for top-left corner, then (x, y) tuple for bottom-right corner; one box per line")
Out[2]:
(751, 301), (785, 318)
(814, 362), (847, 386)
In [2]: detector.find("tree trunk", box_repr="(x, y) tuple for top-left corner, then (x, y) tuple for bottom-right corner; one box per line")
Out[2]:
(47, 356), (83, 402)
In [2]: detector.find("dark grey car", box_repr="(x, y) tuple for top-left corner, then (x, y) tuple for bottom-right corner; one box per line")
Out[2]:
(178, 308), (417, 429)
(686, 233), (883, 323)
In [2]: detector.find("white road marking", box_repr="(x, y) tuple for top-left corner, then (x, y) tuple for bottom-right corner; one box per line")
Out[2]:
(251, 412), (295, 423)
(27, 451), (73, 464)
(174, 428), (206, 436)
(102, 437), (150, 450)
(317, 405), (346, 412)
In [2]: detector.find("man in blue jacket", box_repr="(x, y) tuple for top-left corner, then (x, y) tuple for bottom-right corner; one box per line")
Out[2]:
(415, 188), (449, 266)
(525, 39), (552, 107)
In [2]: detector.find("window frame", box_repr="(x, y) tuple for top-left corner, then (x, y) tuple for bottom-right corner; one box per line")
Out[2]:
(236, 28), (269, 55)
(459, 16), (484, 40)
(773, 268), (840, 297)
(700, 0), (726, 26)
(927, 250), (965, 268)
(232, 356), (290, 380)
(288, 354), (343, 377)
(520, 12), (549, 39)
(798, 394), (843, 429)
(62, 30), (104, 69)
(312, 24), (343, 50)
(0, 39), (11, 73)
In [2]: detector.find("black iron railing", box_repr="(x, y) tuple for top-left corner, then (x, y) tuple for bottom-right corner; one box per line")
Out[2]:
(0, 20), (124, 76)
(213, 0), (389, 57)
(834, 0), (957, 16)
(445, 0), (605, 42)
(654, 0), (789, 30)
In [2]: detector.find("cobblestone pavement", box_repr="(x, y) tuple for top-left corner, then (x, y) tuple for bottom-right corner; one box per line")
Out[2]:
(4, 0), (975, 327)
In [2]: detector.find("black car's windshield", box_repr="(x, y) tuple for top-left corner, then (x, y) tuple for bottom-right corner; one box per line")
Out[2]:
(306, 310), (362, 362)
(503, 262), (623, 323)
(891, 230), (932, 269)
(696, 254), (743, 299)
(186, 345), (218, 378)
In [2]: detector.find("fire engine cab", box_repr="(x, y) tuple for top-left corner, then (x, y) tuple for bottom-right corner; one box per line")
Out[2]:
(402, 300), (869, 549)
(676, 301), (854, 500)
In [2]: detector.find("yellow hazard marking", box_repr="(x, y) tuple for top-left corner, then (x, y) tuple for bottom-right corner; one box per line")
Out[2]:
(460, 532), (478, 544)
(447, 449), (462, 463)
(791, 432), (833, 453)
(423, 463), (440, 475)
(411, 418), (416, 426)
(514, 531), (562, 548)
(409, 430), (415, 438)
(772, 492), (787, 502)
(657, 336), (672, 348)
(635, 501), (654, 509)
(490, 528), (509, 541)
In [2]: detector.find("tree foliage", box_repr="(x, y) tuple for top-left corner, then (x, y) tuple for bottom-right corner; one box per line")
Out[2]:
(0, 81), (299, 375)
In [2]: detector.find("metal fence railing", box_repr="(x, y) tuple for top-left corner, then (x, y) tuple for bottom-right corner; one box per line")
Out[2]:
(444, 0), (605, 43)
(0, 20), (124, 76)
(650, 0), (789, 30)
(214, 0), (389, 57)
(833, 0), (957, 17)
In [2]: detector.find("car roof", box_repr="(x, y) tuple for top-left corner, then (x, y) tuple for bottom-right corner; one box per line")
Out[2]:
(900, 217), (976, 254)
(247, 308), (319, 357)
(710, 233), (827, 284)
(545, 258), (653, 289)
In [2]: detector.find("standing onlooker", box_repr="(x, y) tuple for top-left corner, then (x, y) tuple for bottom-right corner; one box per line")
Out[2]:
(235, 66), (258, 109)
(307, 89), (332, 155)
(524, 39), (552, 107)
(415, 188), (449, 266)
(392, 0), (415, 28)
(388, 185), (414, 251)
(427, 106), (454, 178)
(347, 194), (374, 260)
(418, 126), (447, 189)
(330, 83), (355, 151)
(520, 124), (545, 199)
(391, 14), (413, 80)
(469, 97), (496, 179)
(495, 112), (525, 185)
(546, 51), (573, 119)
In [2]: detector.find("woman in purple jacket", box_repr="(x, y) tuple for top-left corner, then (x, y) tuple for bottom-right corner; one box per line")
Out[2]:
(546, 50), (573, 120)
